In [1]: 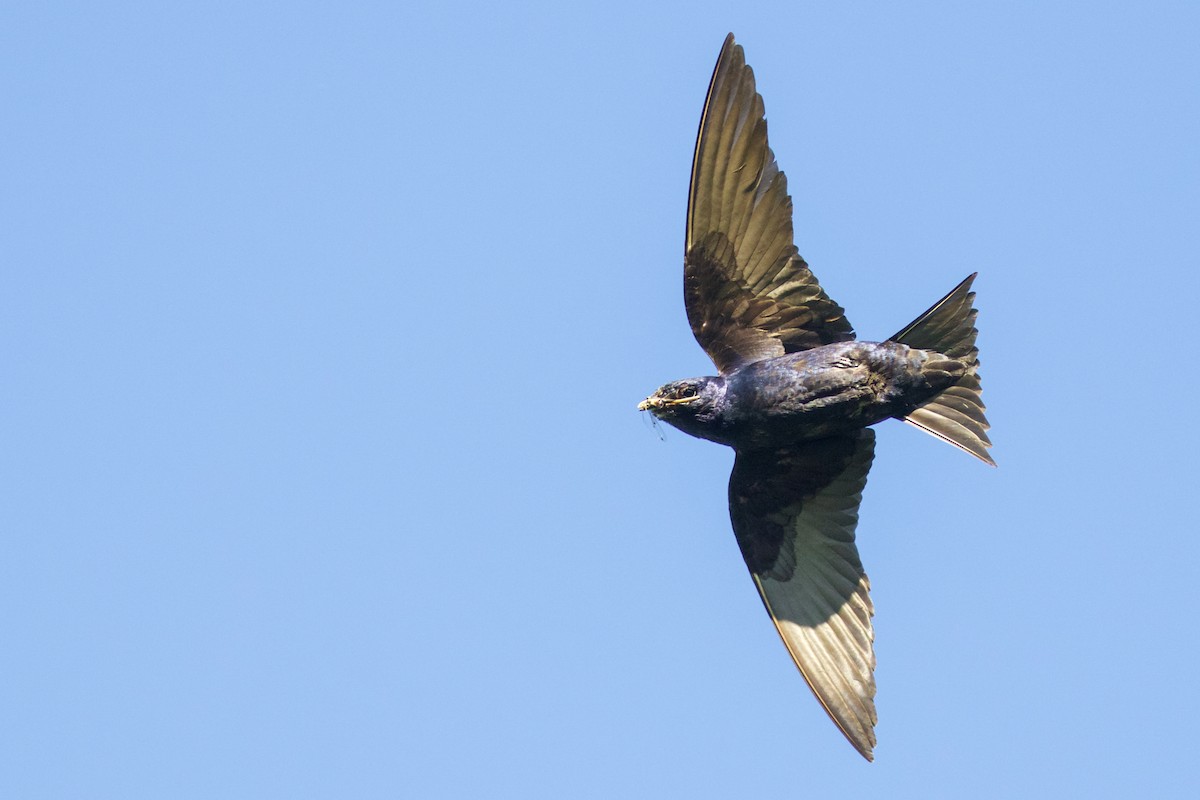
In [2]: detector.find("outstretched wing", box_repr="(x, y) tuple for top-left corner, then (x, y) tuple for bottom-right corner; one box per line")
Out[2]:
(686, 34), (854, 375)
(728, 430), (878, 760)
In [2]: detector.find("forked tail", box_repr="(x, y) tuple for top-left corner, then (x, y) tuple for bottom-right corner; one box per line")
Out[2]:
(889, 274), (994, 466)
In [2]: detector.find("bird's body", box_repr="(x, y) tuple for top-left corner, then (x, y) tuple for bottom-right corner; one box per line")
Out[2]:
(643, 340), (965, 449)
(639, 34), (994, 761)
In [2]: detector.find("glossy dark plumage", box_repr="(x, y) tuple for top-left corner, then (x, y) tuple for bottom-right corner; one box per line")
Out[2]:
(639, 34), (994, 761)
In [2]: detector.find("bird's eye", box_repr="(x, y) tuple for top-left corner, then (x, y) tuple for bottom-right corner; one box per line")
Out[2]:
(676, 385), (698, 398)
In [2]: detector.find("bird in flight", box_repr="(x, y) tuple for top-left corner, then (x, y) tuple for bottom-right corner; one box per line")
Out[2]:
(639, 33), (994, 761)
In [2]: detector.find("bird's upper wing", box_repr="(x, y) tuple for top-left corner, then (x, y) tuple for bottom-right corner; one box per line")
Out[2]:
(728, 430), (878, 760)
(686, 34), (854, 375)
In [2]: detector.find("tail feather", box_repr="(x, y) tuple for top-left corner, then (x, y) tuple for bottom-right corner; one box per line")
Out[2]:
(889, 273), (979, 356)
(890, 275), (994, 466)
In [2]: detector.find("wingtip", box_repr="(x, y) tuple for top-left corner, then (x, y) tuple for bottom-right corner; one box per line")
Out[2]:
(841, 721), (877, 763)
(719, 33), (739, 61)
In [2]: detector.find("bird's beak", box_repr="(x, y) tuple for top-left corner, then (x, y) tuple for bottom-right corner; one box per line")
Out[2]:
(639, 394), (697, 412)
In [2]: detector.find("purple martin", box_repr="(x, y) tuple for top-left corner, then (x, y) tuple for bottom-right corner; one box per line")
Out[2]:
(639, 34), (993, 761)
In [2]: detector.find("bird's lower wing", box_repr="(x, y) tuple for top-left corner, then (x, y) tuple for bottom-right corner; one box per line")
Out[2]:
(728, 431), (878, 760)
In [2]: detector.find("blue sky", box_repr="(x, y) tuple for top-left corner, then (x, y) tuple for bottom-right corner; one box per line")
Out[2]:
(4, 2), (1198, 797)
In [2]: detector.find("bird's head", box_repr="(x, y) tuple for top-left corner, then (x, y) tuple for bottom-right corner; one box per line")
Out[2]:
(638, 377), (725, 433)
